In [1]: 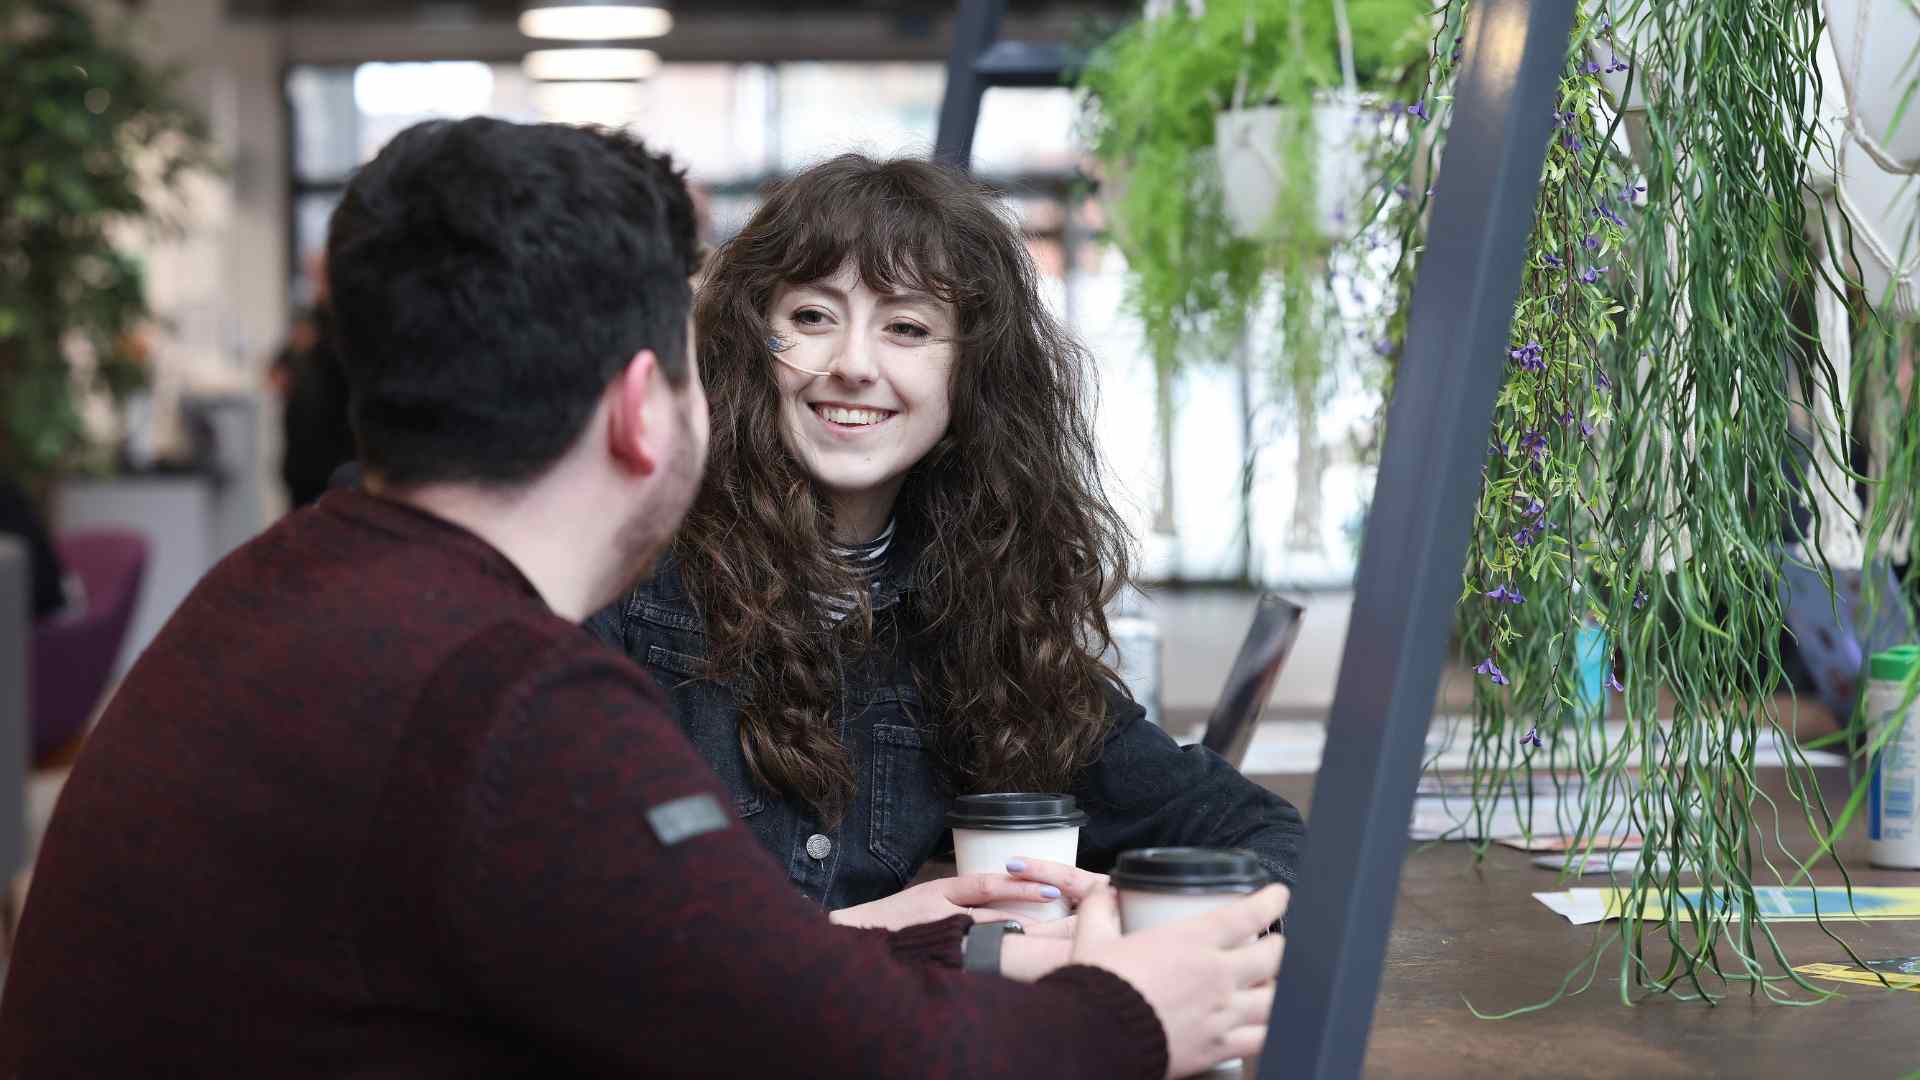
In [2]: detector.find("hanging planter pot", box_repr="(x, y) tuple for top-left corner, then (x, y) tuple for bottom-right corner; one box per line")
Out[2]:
(1214, 99), (1370, 242)
(1834, 133), (1920, 320)
(1824, 0), (1920, 174)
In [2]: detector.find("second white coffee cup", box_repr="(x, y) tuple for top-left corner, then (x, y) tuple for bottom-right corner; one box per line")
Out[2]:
(947, 792), (1088, 922)
(1113, 847), (1271, 1074)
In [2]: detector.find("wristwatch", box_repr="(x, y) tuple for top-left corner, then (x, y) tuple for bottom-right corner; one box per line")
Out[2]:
(961, 920), (1025, 975)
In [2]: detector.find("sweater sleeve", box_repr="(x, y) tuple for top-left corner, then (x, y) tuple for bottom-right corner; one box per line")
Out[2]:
(442, 648), (1167, 1080)
(1076, 679), (1307, 888)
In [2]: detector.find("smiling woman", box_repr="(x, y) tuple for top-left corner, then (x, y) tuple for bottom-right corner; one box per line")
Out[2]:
(586, 154), (1306, 924)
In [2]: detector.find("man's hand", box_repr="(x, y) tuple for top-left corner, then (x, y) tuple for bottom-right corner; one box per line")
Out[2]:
(1070, 884), (1290, 1079)
(826, 874), (1064, 931)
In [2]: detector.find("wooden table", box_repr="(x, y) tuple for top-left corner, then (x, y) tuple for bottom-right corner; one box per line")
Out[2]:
(1226, 767), (1920, 1079)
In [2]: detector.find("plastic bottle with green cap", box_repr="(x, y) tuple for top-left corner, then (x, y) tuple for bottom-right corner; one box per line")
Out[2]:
(1865, 646), (1920, 869)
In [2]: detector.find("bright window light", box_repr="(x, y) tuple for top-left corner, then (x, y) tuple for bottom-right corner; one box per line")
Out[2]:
(523, 47), (661, 82)
(530, 81), (645, 127)
(351, 62), (495, 118)
(519, 4), (672, 41)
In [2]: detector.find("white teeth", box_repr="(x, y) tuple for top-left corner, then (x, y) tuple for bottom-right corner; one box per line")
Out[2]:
(815, 405), (893, 426)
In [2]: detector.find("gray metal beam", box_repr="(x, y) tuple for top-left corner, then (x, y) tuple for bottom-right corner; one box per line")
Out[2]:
(932, 0), (1007, 169)
(1262, 2), (1577, 1077)
(0, 537), (28, 896)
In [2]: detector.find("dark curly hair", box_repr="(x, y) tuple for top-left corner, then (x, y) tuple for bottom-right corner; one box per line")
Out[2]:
(327, 118), (697, 488)
(678, 153), (1134, 825)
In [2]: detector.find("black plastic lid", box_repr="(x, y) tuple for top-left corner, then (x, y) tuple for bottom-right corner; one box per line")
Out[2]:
(1110, 847), (1269, 893)
(945, 793), (1089, 831)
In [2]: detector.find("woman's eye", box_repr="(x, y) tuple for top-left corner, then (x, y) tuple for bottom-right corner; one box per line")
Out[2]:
(888, 321), (930, 340)
(792, 308), (829, 326)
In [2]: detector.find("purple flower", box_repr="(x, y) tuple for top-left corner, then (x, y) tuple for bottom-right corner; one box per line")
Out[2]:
(1606, 670), (1626, 693)
(1579, 265), (1609, 284)
(1514, 523), (1541, 547)
(1451, 41), (1463, 63)
(1520, 429), (1550, 463)
(1543, 252), (1564, 269)
(1515, 495), (1544, 518)
(1597, 370), (1612, 390)
(1584, 234), (1600, 251)
(1633, 588), (1648, 609)
(1520, 727), (1543, 748)
(1579, 418), (1596, 439)
(1395, 183), (1412, 200)
(1583, 60), (1602, 74)
(1562, 132), (1584, 152)
(1619, 182), (1645, 203)
(1407, 100), (1430, 122)
(1374, 338), (1393, 356)
(1490, 435), (1510, 456)
(1557, 409), (1576, 427)
(1594, 203), (1628, 228)
(1485, 584), (1527, 605)
(1607, 56), (1630, 74)
(1599, 18), (1613, 32)
(1509, 341), (1546, 372)
(1475, 657), (1511, 686)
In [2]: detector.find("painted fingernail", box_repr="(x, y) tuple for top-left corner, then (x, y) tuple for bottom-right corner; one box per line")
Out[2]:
(1005, 858), (1027, 873)
(1039, 885), (1061, 899)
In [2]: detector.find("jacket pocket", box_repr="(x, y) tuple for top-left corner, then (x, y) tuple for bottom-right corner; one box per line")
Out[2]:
(645, 644), (705, 681)
(866, 719), (949, 886)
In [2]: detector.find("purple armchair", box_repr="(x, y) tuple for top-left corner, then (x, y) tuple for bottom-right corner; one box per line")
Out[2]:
(30, 530), (147, 763)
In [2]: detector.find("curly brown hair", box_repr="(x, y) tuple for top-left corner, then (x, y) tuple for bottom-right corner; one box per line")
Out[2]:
(678, 153), (1133, 825)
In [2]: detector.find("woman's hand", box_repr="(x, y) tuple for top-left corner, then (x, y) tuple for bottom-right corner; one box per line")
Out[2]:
(972, 857), (1110, 937)
(827, 873), (1065, 931)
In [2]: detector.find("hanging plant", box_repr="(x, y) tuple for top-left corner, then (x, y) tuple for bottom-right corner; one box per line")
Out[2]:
(1075, 0), (1429, 377)
(1372, 0), (1920, 1011)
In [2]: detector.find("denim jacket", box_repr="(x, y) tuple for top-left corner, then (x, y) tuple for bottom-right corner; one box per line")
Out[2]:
(584, 550), (1306, 912)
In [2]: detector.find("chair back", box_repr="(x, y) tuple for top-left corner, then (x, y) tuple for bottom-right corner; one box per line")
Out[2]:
(29, 530), (148, 759)
(1200, 593), (1305, 770)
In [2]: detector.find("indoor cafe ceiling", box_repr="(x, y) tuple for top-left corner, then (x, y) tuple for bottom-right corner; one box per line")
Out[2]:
(226, 0), (1134, 17)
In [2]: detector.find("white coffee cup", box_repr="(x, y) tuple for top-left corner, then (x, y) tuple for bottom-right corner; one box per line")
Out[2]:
(947, 793), (1088, 922)
(1113, 847), (1271, 1074)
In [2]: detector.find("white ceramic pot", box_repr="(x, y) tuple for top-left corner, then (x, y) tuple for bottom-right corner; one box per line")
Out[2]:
(1834, 133), (1920, 320)
(1213, 101), (1370, 242)
(1824, 0), (1920, 174)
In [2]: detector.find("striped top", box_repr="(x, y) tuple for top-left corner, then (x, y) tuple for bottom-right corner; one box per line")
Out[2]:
(820, 518), (896, 623)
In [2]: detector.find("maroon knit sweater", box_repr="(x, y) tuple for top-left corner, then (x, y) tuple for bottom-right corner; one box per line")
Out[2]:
(0, 492), (1166, 1078)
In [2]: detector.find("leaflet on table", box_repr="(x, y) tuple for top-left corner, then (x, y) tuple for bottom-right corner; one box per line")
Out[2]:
(1534, 886), (1920, 925)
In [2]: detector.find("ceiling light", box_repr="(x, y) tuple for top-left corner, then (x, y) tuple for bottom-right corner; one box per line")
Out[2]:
(519, 2), (672, 41)
(523, 46), (660, 82)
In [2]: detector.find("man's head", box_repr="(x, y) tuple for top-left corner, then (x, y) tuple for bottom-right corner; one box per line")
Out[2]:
(326, 118), (708, 574)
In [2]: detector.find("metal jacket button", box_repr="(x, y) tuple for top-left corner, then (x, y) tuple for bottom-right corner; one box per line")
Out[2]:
(805, 833), (832, 860)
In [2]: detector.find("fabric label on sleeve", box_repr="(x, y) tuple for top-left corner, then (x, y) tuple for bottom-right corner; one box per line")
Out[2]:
(646, 793), (731, 846)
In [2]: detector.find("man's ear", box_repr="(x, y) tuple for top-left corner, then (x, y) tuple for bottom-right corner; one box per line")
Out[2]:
(607, 348), (661, 477)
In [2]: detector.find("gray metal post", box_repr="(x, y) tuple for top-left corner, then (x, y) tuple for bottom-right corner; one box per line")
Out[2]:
(1262, 2), (1576, 1077)
(0, 537), (28, 896)
(932, 0), (1006, 169)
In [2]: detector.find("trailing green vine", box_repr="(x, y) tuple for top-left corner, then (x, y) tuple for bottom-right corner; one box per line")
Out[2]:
(1372, 0), (1920, 1011)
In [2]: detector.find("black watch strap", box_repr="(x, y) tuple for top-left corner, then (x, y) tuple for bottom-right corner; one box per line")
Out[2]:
(962, 920), (1023, 975)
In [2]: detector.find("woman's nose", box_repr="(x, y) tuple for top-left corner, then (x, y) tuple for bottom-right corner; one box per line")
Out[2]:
(830, 332), (879, 385)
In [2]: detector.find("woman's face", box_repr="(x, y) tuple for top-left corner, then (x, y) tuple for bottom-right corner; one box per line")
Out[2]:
(767, 262), (956, 534)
